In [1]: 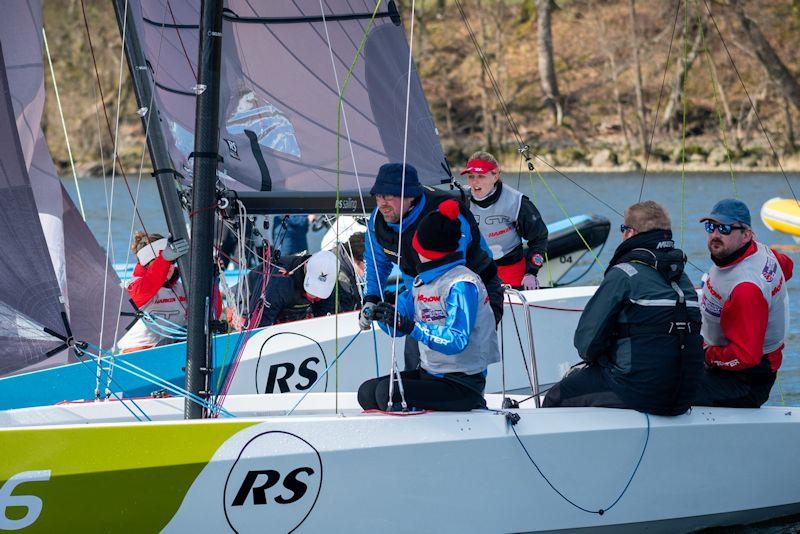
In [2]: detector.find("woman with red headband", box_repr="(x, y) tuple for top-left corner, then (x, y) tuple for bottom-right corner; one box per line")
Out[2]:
(463, 150), (549, 289)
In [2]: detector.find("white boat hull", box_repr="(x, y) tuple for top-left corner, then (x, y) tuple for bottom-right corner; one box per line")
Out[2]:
(1, 393), (798, 533)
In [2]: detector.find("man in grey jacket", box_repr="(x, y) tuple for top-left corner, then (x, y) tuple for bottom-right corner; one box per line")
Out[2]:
(543, 201), (704, 416)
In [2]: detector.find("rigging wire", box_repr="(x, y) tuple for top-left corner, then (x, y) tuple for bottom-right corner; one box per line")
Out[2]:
(679, 0), (689, 250)
(638, 0), (683, 202)
(42, 28), (85, 220)
(694, 0), (738, 198)
(702, 0), (798, 205)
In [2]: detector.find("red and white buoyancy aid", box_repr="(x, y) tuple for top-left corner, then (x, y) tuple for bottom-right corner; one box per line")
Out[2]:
(701, 241), (788, 359)
(116, 255), (187, 352)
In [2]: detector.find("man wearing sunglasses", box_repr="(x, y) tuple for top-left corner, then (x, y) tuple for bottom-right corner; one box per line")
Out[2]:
(696, 199), (793, 407)
(543, 201), (704, 415)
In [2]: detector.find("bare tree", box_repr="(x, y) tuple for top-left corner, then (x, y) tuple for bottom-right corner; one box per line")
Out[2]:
(661, 21), (703, 132)
(727, 0), (800, 112)
(536, 0), (564, 126)
(628, 0), (648, 155)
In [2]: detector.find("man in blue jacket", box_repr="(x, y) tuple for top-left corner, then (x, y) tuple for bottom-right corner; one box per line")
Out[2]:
(359, 163), (503, 371)
(358, 199), (500, 411)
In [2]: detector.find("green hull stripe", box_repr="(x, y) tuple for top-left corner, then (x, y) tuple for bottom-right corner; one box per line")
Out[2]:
(0, 421), (255, 532)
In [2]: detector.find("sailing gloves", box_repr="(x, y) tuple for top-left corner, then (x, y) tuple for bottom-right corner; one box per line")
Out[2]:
(359, 301), (377, 330)
(162, 238), (189, 262)
(522, 273), (540, 290)
(372, 302), (415, 336)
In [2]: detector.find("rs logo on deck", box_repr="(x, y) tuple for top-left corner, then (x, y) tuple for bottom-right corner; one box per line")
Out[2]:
(224, 432), (323, 533)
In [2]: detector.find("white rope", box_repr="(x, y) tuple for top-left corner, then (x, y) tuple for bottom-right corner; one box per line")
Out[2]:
(317, 0), (385, 298)
(94, 0), (130, 398)
(387, 0), (417, 411)
(42, 28), (85, 221)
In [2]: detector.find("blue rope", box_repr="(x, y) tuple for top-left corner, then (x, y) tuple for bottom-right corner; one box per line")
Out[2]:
(510, 412), (650, 516)
(287, 330), (363, 415)
(73, 352), (150, 422)
(86, 344), (234, 417)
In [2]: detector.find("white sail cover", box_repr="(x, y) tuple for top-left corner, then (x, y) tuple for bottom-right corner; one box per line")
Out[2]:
(131, 0), (449, 193)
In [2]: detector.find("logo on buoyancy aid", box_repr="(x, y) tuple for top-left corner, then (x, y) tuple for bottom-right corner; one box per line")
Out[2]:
(701, 293), (722, 318)
(420, 309), (447, 322)
(762, 259), (778, 283)
(656, 240), (674, 249)
(416, 294), (441, 303)
(224, 431), (323, 533)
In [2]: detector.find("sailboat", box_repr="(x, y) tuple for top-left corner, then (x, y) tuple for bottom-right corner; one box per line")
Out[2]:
(2, 1), (799, 532)
(0, 0), (609, 409)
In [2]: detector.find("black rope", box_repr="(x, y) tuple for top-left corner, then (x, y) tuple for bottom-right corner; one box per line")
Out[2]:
(509, 412), (650, 516)
(702, 0), (798, 205)
(638, 0), (683, 202)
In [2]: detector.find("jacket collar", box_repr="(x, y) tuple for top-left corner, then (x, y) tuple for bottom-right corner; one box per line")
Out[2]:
(470, 181), (502, 208)
(414, 252), (465, 285)
(386, 193), (427, 232)
(712, 239), (757, 268)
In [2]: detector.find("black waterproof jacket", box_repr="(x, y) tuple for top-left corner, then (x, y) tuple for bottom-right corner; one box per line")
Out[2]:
(574, 230), (704, 415)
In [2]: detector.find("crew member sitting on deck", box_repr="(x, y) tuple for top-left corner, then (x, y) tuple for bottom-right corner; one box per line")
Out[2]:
(695, 199), (793, 408)
(542, 201), (704, 416)
(248, 249), (346, 327)
(357, 200), (500, 412)
(117, 232), (191, 353)
(463, 151), (548, 289)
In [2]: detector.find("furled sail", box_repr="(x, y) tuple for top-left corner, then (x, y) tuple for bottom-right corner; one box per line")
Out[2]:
(130, 0), (448, 194)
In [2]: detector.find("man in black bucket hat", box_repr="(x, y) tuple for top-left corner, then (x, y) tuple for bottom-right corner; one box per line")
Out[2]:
(360, 162), (504, 371)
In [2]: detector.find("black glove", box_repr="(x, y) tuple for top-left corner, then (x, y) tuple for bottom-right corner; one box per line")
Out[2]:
(162, 238), (189, 262)
(372, 302), (414, 336)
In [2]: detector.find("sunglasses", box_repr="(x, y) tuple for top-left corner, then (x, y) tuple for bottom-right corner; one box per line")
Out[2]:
(704, 221), (746, 235)
(620, 224), (636, 233)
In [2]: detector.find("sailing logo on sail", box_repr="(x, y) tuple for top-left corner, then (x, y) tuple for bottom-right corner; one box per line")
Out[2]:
(255, 332), (328, 394)
(223, 431), (322, 533)
(224, 139), (240, 160)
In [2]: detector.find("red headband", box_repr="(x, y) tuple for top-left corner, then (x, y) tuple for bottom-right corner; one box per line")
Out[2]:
(460, 159), (498, 175)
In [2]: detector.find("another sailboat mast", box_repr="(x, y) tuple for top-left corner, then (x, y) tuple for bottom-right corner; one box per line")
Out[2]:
(111, 0), (192, 287)
(185, 0), (223, 420)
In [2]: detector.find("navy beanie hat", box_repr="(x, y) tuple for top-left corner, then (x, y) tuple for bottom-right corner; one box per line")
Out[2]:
(370, 163), (424, 198)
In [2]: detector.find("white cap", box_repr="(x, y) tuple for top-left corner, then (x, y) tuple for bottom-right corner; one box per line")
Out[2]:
(303, 250), (337, 299)
(136, 238), (169, 266)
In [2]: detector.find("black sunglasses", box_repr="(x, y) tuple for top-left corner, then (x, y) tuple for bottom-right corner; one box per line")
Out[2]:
(704, 221), (746, 235)
(620, 224), (636, 233)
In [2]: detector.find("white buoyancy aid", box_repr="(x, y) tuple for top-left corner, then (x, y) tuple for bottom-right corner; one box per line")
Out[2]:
(469, 184), (523, 260)
(412, 265), (500, 375)
(700, 242), (788, 354)
(117, 281), (187, 351)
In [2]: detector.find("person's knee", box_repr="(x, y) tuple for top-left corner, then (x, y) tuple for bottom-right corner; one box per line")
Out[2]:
(358, 379), (380, 410)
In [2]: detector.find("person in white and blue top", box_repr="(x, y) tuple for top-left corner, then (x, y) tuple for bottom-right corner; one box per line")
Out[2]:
(358, 199), (500, 411)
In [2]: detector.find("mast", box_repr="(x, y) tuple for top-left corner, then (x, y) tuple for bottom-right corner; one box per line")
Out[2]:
(111, 0), (191, 286)
(185, 0), (224, 420)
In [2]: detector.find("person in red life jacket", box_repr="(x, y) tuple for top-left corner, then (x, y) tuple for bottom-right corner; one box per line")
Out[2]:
(463, 151), (548, 289)
(358, 200), (500, 411)
(696, 199), (794, 408)
(117, 232), (190, 353)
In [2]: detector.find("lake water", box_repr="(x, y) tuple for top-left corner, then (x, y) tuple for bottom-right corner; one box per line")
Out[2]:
(62, 171), (800, 409)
